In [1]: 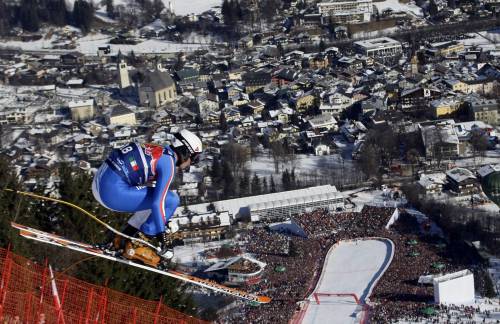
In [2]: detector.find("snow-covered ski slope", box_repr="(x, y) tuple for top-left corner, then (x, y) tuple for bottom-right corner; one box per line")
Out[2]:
(302, 239), (394, 324)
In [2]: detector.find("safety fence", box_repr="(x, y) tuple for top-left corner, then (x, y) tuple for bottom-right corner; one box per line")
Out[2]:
(0, 248), (208, 324)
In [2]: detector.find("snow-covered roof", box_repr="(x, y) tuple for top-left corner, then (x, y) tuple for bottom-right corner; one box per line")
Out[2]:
(68, 99), (94, 108)
(174, 185), (342, 219)
(418, 173), (446, 189)
(477, 164), (500, 178)
(446, 168), (476, 183)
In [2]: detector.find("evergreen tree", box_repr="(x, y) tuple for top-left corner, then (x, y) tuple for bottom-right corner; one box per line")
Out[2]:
(262, 177), (268, 194)
(251, 173), (261, 195)
(20, 0), (39, 32)
(46, 0), (69, 26)
(0, 0), (11, 36)
(239, 172), (250, 196)
(105, 0), (115, 18)
(73, 0), (94, 33)
(221, 0), (233, 25)
(219, 112), (228, 132)
(319, 39), (326, 52)
(152, 0), (164, 19)
(277, 42), (284, 57)
(429, 0), (439, 16)
(282, 169), (291, 191)
(210, 158), (222, 181)
(235, 0), (243, 20)
(38, 0), (49, 22)
(270, 175), (276, 193)
(290, 168), (296, 189)
(222, 162), (235, 198)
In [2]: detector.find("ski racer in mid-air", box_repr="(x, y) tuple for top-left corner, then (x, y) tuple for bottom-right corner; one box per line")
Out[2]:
(92, 129), (202, 263)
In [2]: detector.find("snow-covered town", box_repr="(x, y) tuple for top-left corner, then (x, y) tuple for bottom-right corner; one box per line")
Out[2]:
(0, 0), (499, 322)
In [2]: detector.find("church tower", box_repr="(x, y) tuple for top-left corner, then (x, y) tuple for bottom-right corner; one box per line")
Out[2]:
(411, 54), (419, 75)
(118, 60), (130, 89)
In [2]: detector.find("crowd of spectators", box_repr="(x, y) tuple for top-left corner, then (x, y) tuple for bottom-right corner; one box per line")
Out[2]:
(393, 302), (500, 323)
(239, 228), (291, 256)
(219, 205), (495, 323)
(221, 206), (398, 323)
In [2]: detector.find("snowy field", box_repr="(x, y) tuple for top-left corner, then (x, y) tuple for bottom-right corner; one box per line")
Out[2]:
(66, 0), (222, 15)
(76, 34), (207, 54)
(0, 32), (207, 54)
(373, 0), (423, 17)
(169, 0), (222, 15)
(302, 239), (394, 324)
(459, 30), (500, 50)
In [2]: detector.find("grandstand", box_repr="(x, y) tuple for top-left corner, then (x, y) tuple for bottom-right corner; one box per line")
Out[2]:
(173, 185), (344, 223)
(0, 248), (206, 324)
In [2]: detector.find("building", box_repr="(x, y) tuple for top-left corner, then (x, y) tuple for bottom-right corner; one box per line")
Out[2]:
(309, 55), (329, 69)
(463, 79), (496, 95)
(248, 185), (344, 222)
(243, 71), (272, 93)
(353, 37), (402, 57)
(467, 98), (499, 126)
(318, 0), (373, 24)
(429, 41), (465, 57)
(118, 60), (131, 90)
(418, 173), (446, 195)
(431, 98), (461, 118)
(420, 121), (460, 160)
(108, 106), (136, 125)
(69, 99), (95, 121)
(444, 79), (467, 93)
(433, 270), (475, 305)
(399, 87), (441, 111)
(204, 255), (266, 286)
(138, 65), (177, 108)
(314, 144), (331, 156)
(446, 167), (478, 195)
(171, 211), (231, 243)
(292, 92), (316, 112)
(173, 185), (344, 223)
(308, 113), (338, 132)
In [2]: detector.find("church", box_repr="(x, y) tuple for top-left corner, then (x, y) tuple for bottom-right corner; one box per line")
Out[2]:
(118, 60), (177, 108)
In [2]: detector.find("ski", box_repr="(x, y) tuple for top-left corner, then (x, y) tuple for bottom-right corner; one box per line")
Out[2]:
(11, 222), (271, 304)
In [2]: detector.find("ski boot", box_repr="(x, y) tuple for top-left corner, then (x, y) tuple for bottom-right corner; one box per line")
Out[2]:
(95, 225), (138, 255)
(123, 236), (161, 268)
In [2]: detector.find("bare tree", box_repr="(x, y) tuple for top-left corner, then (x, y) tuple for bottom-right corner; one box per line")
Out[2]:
(470, 129), (488, 167)
(221, 142), (250, 177)
(269, 140), (285, 173)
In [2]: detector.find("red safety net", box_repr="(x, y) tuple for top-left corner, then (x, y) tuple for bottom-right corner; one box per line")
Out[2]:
(0, 248), (209, 324)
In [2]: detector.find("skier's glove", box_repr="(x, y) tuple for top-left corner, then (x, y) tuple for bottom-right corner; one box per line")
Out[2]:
(167, 220), (179, 234)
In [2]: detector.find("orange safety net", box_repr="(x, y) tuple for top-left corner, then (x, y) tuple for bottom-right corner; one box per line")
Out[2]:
(0, 248), (209, 324)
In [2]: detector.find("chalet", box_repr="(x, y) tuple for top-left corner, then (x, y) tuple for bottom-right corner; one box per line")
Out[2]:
(446, 167), (478, 195)
(243, 71), (272, 93)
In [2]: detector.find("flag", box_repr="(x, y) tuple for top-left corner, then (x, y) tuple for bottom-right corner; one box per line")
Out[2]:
(129, 157), (139, 171)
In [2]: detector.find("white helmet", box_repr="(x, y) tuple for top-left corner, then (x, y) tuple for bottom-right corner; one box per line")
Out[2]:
(171, 129), (202, 164)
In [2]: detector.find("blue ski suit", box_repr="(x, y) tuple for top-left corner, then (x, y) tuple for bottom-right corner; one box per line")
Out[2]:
(92, 142), (180, 236)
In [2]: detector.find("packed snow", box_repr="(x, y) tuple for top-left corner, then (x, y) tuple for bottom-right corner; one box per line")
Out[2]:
(302, 239), (394, 324)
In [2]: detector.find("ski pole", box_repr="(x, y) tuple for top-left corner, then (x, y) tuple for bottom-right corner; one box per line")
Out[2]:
(4, 189), (161, 252)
